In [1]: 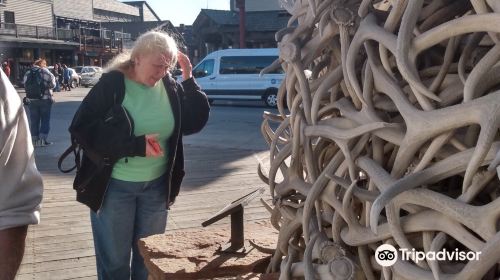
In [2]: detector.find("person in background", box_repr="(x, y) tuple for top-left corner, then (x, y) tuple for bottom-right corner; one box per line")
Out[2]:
(23, 58), (56, 147)
(0, 68), (44, 280)
(56, 63), (64, 90)
(62, 64), (71, 91)
(2, 61), (11, 79)
(52, 63), (62, 92)
(68, 30), (210, 280)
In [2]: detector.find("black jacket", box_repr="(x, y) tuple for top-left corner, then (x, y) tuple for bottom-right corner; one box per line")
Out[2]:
(69, 70), (210, 212)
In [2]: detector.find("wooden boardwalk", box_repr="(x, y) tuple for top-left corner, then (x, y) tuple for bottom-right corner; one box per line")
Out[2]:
(16, 145), (273, 280)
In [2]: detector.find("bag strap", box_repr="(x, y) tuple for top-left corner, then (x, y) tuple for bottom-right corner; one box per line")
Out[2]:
(58, 138), (113, 174)
(57, 139), (80, 173)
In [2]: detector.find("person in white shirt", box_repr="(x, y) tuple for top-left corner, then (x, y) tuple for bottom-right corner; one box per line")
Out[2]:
(0, 68), (43, 280)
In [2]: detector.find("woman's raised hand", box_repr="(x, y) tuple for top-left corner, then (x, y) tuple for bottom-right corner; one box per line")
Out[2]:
(177, 51), (193, 81)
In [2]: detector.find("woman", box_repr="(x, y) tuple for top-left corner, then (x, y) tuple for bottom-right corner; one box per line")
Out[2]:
(68, 31), (210, 280)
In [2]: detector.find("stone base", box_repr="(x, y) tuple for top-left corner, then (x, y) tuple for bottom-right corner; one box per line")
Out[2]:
(138, 220), (279, 280)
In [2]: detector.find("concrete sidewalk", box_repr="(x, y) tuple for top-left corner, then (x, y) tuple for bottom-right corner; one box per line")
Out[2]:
(16, 87), (274, 280)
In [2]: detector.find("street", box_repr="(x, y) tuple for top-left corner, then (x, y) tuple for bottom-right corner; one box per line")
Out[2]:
(16, 86), (277, 279)
(27, 87), (275, 159)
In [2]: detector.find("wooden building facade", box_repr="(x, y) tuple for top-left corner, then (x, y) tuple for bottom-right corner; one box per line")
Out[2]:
(0, 0), (165, 84)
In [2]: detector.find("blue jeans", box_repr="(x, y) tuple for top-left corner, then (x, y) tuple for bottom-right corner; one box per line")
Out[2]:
(28, 99), (52, 140)
(90, 174), (168, 280)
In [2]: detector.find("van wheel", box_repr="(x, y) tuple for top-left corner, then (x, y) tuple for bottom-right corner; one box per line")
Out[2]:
(264, 92), (278, 107)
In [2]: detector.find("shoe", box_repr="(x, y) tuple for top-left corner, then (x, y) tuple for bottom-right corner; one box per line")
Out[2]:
(40, 139), (53, 146)
(32, 139), (42, 147)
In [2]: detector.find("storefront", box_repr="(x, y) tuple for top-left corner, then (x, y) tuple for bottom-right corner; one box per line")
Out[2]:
(0, 37), (79, 85)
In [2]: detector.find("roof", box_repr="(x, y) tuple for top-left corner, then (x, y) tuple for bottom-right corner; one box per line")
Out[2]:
(93, 0), (139, 16)
(122, 1), (161, 21)
(195, 9), (291, 32)
(0, 36), (80, 49)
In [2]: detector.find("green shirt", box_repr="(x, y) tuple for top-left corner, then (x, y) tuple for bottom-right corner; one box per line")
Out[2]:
(111, 78), (174, 182)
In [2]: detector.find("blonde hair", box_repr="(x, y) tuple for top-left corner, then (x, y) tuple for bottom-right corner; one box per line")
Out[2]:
(34, 59), (47, 67)
(106, 30), (178, 72)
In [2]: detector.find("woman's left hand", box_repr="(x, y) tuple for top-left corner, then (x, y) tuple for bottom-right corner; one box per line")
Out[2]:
(177, 51), (193, 81)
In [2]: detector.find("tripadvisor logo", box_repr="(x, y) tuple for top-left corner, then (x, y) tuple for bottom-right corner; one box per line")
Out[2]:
(375, 244), (398, 267)
(375, 244), (481, 267)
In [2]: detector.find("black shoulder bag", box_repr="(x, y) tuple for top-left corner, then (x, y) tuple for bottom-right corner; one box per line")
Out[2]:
(58, 98), (134, 193)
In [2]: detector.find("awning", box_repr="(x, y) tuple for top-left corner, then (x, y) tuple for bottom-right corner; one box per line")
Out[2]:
(0, 36), (80, 50)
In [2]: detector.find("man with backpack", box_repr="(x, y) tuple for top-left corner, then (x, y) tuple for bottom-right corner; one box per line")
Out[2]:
(23, 59), (56, 147)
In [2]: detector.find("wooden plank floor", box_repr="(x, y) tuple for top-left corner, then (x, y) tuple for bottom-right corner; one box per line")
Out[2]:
(16, 145), (273, 280)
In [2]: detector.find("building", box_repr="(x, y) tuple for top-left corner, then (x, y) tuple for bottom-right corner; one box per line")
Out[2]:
(101, 20), (178, 50)
(230, 0), (284, 12)
(53, 0), (147, 66)
(192, 9), (291, 62)
(0, 0), (168, 84)
(120, 1), (161, 22)
(0, 0), (80, 83)
(175, 24), (196, 62)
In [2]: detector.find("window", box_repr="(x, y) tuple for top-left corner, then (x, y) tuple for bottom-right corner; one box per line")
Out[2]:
(219, 56), (283, 75)
(82, 67), (92, 74)
(4, 11), (14, 24)
(193, 59), (214, 78)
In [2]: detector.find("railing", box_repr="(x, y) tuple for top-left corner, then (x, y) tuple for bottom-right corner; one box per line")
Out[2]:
(0, 22), (131, 52)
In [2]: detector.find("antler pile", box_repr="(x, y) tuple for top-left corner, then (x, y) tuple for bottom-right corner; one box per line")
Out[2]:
(259, 0), (500, 279)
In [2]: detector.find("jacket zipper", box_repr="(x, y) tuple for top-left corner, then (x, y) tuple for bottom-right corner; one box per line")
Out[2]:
(167, 127), (180, 206)
(121, 105), (133, 136)
(166, 85), (181, 207)
(121, 105), (132, 164)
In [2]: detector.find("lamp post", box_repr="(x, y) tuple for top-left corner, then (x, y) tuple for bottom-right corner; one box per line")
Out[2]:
(236, 0), (246, 48)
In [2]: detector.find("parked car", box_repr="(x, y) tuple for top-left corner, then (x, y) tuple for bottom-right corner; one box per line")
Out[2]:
(78, 66), (103, 87)
(73, 66), (84, 79)
(187, 48), (284, 107)
(74, 66), (100, 79)
(67, 67), (79, 88)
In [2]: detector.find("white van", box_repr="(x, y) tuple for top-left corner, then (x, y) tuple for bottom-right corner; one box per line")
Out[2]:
(191, 48), (284, 107)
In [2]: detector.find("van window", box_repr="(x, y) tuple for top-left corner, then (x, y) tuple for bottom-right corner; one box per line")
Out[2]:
(193, 59), (214, 78)
(219, 56), (282, 74)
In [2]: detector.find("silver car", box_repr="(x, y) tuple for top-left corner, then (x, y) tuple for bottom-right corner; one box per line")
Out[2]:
(79, 66), (103, 87)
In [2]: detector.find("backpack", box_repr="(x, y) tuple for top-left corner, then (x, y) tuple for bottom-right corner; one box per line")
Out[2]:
(25, 68), (45, 99)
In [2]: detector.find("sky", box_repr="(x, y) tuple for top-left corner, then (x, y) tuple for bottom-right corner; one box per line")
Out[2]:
(122, 0), (230, 26)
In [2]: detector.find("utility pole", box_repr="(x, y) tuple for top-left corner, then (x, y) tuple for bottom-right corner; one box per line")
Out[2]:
(236, 0), (246, 48)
